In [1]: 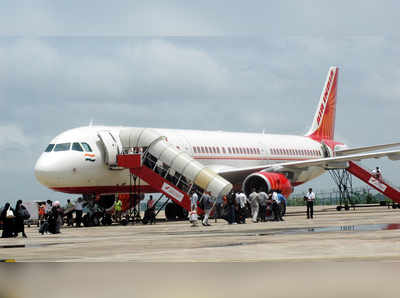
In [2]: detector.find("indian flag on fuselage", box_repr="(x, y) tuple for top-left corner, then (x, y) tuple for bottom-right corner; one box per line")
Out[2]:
(84, 153), (96, 162)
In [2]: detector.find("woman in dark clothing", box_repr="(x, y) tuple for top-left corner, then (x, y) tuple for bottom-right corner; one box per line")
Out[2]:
(1, 203), (15, 238)
(15, 200), (27, 238)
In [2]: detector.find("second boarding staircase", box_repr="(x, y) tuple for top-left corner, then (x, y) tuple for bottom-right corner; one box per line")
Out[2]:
(116, 128), (233, 211)
(346, 161), (400, 204)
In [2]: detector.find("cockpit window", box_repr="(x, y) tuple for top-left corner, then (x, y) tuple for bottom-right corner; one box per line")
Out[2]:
(45, 144), (55, 152)
(81, 142), (92, 152)
(72, 142), (84, 152)
(54, 143), (71, 152)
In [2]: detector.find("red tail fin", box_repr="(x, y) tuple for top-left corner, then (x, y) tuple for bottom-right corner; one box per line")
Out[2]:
(306, 67), (339, 141)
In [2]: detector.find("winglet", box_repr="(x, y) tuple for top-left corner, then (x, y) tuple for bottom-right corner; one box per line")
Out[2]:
(306, 66), (339, 141)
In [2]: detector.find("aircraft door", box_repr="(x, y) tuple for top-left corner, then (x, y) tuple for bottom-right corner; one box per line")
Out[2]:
(321, 141), (332, 158)
(97, 130), (123, 166)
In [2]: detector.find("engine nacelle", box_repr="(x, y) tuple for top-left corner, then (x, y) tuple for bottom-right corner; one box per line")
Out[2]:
(243, 172), (293, 198)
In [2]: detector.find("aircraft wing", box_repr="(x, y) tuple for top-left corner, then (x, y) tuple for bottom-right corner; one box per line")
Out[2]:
(218, 149), (400, 182)
(335, 142), (400, 156)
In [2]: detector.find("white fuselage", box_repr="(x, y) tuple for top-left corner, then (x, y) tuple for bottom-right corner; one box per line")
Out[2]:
(34, 126), (327, 194)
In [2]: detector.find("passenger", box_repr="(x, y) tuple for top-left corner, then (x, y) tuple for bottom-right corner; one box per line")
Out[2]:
(38, 203), (46, 225)
(214, 196), (223, 223)
(190, 191), (198, 212)
(277, 190), (286, 219)
(372, 166), (382, 180)
(201, 192), (214, 226)
(45, 200), (52, 215)
(248, 188), (259, 223)
(47, 203), (60, 234)
(221, 193), (234, 225)
(114, 196), (123, 223)
(74, 198), (83, 227)
(228, 191), (237, 224)
(65, 199), (74, 226)
(271, 191), (283, 221)
(258, 191), (268, 222)
(238, 192), (247, 224)
(143, 195), (156, 225)
(1, 203), (15, 238)
(14, 200), (28, 238)
(305, 188), (315, 219)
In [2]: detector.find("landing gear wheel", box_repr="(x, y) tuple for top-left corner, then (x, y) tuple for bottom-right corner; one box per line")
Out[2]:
(336, 206), (342, 211)
(393, 204), (398, 209)
(344, 205), (350, 211)
(165, 203), (177, 221)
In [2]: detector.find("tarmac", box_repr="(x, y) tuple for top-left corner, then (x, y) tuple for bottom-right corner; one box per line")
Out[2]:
(1, 205), (400, 262)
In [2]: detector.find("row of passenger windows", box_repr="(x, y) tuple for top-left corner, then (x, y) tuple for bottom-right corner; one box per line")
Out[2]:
(45, 142), (93, 152)
(270, 148), (321, 157)
(193, 146), (261, 155)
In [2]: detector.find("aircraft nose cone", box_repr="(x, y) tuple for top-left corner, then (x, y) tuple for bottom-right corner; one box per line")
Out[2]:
(34, 155), (54, 187)
(34, 154), (71, 187)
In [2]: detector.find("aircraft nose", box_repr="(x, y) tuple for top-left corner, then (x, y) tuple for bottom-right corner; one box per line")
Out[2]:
(34, 154), (56, 187)
(34, 154), (72, 187)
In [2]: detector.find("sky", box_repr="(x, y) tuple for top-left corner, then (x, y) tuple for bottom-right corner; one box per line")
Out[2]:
(1, 1), (400, 206)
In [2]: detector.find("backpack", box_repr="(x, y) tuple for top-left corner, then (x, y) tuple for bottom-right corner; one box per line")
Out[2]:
(22, 207), (30, 220)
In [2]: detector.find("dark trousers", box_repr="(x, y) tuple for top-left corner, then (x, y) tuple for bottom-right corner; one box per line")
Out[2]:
(259, 205), (266, 222)
(272, 202), (281, 221)
(307, 201), (314, 218)
(75, 210), (83, 227)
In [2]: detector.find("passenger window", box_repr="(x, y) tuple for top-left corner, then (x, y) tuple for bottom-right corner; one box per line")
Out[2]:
(72, 142), (84, 152)
(81, 142), (93, 152)
(45, 144), (55, 152)
(54, 143), (71, 152)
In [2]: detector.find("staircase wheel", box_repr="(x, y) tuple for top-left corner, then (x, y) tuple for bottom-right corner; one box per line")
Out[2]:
(165, 203), (177, 221)
(344, 205), (350, 211)
(176, 205), (189, 220)
(336, 206), (342, 211)
(393, 204), (398, 209)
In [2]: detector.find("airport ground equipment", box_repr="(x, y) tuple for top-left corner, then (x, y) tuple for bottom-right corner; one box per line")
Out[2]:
(117, 129), (232, 214)
(346, 161), (400, 204)
(330, 161), (400, 210)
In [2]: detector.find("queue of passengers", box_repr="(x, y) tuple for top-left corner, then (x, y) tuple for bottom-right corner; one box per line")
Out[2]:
(38, 197), (84, 234)
(189, 188), (286, 227)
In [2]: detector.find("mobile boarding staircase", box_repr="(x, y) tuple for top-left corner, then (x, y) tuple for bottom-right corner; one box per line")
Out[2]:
(330, 161), (400, 210)
(116, 128), (233, 214)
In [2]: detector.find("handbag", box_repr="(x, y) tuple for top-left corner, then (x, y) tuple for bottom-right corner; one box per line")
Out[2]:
(6, 207), (14, 219)
(189, 211), (198, 222)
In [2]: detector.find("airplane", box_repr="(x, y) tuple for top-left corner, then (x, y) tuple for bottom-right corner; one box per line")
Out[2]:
(34, 66), (400, 215)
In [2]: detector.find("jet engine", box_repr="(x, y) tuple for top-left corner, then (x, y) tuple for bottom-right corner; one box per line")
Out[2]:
(242, 172), (293, 198)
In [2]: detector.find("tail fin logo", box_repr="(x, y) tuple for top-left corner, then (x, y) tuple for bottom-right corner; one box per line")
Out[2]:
(317, 69), (334, 126)
(306, 66), (338, 142)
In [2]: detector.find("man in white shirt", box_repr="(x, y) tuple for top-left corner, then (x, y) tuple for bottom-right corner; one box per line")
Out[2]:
(258, 191), (268, 222)
(248, 189), (259, 223)
(74, 198), (83, 227)
(305, 188), (315, 219)
(201, 192), (214, 226)
(190, 191), (198, 212)
(371, 167), (382, 180)
(238, 192), (247, 224)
